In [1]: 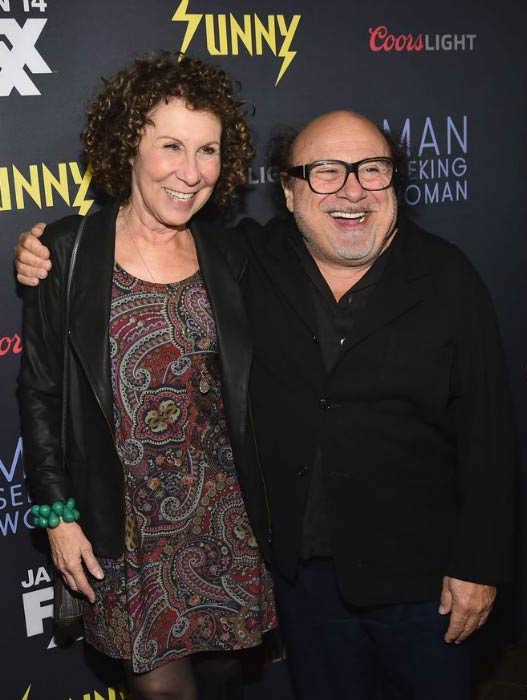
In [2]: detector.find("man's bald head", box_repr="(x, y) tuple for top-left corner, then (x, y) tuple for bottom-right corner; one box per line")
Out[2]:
(290, 111), (389, 165)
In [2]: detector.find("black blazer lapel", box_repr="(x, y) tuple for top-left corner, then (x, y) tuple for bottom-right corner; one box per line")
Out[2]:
(68, 201), (118, 432)
(332, 220), (431, 367)
(191, 219), (252, 449)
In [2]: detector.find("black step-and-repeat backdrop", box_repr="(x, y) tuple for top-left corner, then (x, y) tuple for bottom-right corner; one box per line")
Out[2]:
(1, 1), (526, 698)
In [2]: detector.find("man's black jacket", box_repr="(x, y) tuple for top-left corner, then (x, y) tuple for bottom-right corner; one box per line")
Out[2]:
(238, 214), (516, 605)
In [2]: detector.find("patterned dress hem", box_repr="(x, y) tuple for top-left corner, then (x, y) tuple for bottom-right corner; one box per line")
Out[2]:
(85, 621), (278, 674)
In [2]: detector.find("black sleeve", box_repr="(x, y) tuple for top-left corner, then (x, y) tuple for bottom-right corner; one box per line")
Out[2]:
(446, 250), (517, 584)
(17, 220), (79, 505)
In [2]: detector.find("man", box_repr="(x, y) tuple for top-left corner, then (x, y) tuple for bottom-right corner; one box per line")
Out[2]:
(15, 111), (515, 699)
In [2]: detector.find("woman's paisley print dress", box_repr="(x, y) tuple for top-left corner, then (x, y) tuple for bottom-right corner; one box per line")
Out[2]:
(82, 264), (276, 673)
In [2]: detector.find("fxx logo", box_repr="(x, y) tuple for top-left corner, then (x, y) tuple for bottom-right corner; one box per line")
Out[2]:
(0, 18), (51, 96)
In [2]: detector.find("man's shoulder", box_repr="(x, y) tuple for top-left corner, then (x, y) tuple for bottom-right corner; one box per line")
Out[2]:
(403, 216), (491, 299)
(236, 215), (295, 251)
(230, 216), (266, 242)
(217, 216), (290, 262)
(208, 216), (262, 249)
(405, 217), (481, 275)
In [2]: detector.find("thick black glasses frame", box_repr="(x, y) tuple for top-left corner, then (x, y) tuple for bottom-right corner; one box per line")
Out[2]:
(287, 157), (396, 193)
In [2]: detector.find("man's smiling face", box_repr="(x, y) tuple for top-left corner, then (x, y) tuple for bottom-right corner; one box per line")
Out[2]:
(282, 111), (398, 270)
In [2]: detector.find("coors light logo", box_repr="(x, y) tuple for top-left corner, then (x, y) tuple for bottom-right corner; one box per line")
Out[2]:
(369, 26), (476, 52)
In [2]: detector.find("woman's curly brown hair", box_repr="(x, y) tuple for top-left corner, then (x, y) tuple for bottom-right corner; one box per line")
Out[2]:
(82, 51), (254, 207)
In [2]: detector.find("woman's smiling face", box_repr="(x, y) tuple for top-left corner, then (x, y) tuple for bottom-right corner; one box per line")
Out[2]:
(129, 97), (222, 229)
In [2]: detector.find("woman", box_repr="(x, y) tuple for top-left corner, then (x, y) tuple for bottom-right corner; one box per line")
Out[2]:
(18, 51), (276, 700)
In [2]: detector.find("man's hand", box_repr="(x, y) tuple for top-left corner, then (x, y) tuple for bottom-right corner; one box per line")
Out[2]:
(48, 521), (104, 603)
(439, 576), (496, 644)
(14, 223), (51, 286)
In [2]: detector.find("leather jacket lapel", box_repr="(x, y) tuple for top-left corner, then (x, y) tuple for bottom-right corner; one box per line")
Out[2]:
(191, 219), (252, 448)
(68, 201), (118, 432)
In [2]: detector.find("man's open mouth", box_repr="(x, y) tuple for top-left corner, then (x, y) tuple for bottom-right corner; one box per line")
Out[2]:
(329, 211), (367, 223)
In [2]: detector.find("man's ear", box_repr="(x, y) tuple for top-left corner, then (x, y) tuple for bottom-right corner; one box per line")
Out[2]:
(281, 175), (295, 213)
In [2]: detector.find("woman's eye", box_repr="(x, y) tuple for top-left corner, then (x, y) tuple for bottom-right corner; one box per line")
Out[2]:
(164, 143), (180, 150)
(201, 146), (219, 155)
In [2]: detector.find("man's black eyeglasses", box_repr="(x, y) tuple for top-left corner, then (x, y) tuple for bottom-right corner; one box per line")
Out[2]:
(287, 157), (396, 194)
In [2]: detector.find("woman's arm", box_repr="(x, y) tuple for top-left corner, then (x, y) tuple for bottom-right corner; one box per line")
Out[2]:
(18, 224), (103, 600)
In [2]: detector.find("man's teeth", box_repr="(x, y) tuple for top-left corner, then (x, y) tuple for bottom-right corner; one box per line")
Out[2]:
(329, 212), (366, 222)
(164, 188), (194, 200)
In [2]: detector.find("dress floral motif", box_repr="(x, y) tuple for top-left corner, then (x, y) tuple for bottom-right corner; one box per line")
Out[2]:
(83, 263), (276, 673)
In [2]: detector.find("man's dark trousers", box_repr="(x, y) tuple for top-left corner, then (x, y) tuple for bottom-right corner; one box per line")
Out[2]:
(273, 560), (473, 700)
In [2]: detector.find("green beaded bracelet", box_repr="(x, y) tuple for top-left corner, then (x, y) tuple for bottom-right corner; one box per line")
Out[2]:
(31, 499), (80, 529)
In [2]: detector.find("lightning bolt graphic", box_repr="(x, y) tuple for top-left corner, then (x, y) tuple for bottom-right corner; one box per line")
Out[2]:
(172, 0), (203, 55)
(19, 683), (127, 700)
(276, 15), (301, 85)
(69, 162), (94, 215)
